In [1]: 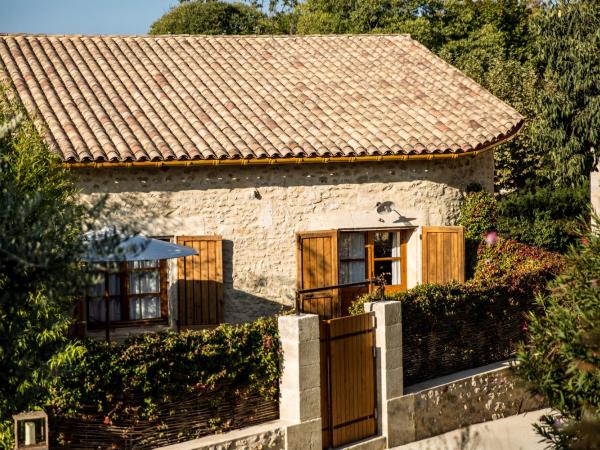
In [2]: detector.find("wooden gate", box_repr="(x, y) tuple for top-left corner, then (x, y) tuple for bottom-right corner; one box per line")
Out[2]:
(320, 312), (377, 449)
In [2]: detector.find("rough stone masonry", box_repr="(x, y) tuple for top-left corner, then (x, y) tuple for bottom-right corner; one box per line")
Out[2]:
(75, 153), (493, 325)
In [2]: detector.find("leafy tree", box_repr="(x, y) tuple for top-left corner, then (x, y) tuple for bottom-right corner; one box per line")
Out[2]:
(0, 91), (98, 446)
(150, 1), (270, 35)
(516, 215), (600, 449)
(531, 0), (600, 187)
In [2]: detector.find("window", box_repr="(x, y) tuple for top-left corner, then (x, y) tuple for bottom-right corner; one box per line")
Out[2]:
(339, 230), (407, 292)
(371, 231), (403, 287)
(339, 232), (366, 284)
(86, 260), (167, 327)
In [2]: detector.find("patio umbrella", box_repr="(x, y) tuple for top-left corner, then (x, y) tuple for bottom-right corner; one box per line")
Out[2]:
(82, 230), (198, 340)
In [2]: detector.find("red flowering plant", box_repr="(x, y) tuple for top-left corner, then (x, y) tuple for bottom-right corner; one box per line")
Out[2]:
(473, 237), (564, 287)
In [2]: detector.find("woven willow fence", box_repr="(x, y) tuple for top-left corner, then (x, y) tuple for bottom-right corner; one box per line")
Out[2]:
(51, 385), (279, 449)
(403, 304), (534, 386)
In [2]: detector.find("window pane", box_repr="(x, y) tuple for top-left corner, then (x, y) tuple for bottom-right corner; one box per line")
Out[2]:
(129, 296), (161, 320)
(340, 233), (365, 259)
(374, 260), (393, 285)
(392, 233), (401, 285)
(88, 297), (121, 322)
(391, 260), (401, 285)
(87, 275), (104, 297)
(374, 232), (393, 258)
(87, 272), (120, 296)
(340, 261), (365, 284)
(129, 270), (160, 294)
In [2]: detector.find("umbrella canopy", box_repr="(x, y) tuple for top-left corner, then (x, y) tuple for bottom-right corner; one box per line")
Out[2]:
(83, 231), (197, 262)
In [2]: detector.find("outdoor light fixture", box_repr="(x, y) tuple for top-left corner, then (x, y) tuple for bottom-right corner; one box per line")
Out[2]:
(13, 411), (48, 450)
(375, 201), (416, 224)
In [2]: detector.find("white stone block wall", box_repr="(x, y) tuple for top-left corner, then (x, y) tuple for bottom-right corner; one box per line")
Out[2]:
(278, 314), (322, 450)
(365, 301), (405, 448)
(75, 154), (493, 323)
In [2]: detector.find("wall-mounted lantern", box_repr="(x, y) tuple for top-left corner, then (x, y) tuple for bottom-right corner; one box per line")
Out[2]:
(12, 411), (48, 450)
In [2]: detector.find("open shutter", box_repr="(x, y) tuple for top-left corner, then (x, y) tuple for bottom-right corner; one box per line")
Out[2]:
(177, 236), (223, 328)
(296, 230), (340, 319)
(421, 226), (465, 284)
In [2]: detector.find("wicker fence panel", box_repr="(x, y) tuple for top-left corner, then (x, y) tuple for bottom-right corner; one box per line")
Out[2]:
(51, 387), (278, 449)
(403, 304), (534, 386)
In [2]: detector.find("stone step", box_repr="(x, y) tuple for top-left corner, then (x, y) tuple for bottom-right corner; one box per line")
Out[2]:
(336, 435), (387, 450)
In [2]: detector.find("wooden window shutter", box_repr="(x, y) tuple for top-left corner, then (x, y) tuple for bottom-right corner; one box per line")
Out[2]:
(421, 226), (465, 284)
(296, 230), (340, 319)
(176, 236), (224, 328)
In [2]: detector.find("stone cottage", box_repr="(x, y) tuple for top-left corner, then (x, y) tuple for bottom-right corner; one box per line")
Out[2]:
(0, 34), (523, 334)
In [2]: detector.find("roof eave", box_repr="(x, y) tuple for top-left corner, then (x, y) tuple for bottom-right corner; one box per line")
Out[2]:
(63, 122), (523, 169)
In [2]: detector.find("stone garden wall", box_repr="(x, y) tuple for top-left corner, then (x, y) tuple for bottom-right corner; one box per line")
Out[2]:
(74, 154), (493, 324)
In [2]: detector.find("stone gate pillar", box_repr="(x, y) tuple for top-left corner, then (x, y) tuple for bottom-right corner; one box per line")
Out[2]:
(278, 313), (322, 450)
(365, 301), (404, 448)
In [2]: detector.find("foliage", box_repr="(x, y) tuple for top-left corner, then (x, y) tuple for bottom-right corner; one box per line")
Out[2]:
(531, 0), (600, 188)
(458, 183), (589, 254)
(459, 190), (497, 242)
(0, 89), (98, 447)
(49, 318), (281, 428)
(516, 215), (600, 450)
(150, 1), (270, 35)
(496, 184), (590, 252)
(350, 237), (563, 316)
(459, 189), (497, 277)
(349, 237), (563, 383)
(473, 237), (564, 284)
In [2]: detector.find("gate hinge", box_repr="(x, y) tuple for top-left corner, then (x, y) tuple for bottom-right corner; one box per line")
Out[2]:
(374, 408), (378, 420)
(373, 347), (377, 358)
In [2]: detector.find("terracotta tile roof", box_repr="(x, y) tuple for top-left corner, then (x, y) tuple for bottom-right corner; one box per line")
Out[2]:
(0, 34), (523, 163)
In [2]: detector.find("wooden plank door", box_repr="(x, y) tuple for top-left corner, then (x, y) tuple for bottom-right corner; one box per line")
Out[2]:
(421, 226), (465, 284)
(320, 312), (377, 449)
(177, 236), (223, 328)
(296, 230), (340, 319)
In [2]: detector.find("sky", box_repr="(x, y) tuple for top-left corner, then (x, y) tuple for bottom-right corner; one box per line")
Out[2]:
(0, 0), (178, 35)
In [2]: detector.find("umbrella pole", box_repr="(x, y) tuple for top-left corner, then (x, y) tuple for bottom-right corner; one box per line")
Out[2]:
(104, 268), (110, 342)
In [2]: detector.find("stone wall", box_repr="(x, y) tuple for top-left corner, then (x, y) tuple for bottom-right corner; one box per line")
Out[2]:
(158, 421), (285, 450)
(75, 153), (493, 323)
(392, 361), (547, 445)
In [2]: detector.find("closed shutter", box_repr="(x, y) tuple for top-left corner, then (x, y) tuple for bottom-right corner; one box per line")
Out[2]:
(421, 226), (465, 284)
(177, 236), (223, 328)
(296, 230), (340, 319)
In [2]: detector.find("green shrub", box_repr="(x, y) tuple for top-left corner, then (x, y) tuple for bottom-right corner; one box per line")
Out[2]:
(350, 238), (562, 317)
(474, 237), (564, 284)
(459, 190), (497, 241)
(496, 185), (589, 252)
(459, 190), (497, 277)
(516, 217), (600, 450)
(49, 317), (281, 426)
(349, 239), (563, 383)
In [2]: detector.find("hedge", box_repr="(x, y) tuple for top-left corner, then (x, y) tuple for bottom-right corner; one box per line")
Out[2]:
(48, 317), (281, 447)
(350, 238), (564, 385)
